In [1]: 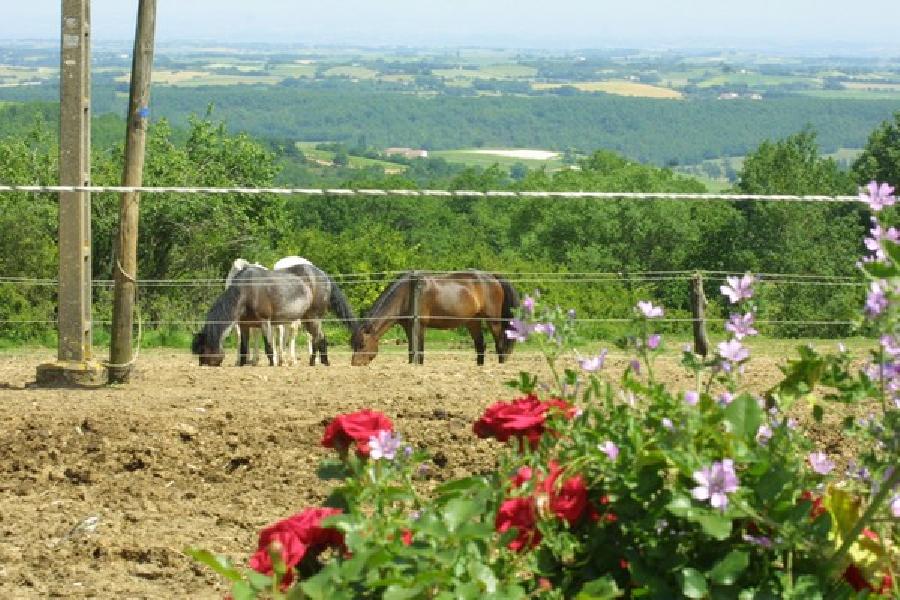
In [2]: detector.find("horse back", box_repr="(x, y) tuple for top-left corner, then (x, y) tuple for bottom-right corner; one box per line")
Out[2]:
(422, 271), (504, 323)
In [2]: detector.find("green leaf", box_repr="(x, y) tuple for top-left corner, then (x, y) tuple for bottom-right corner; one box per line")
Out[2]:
(317, 459), (350, 480)
(708, 550), (749, 586)
(576, 575), (623, 599)
(666, 495), (693, 517)
(442, 498), (482, 532)
(862, 260), (897, 279)
(680, 568), (709, 599)
(469, 563), (499, 593)
(184, 547), (244, 583)
(782, 575), (823, 599)
(435, 477), (487, 498)
(724, 393), (763, 440)
(695, 512), (733, 540)
(383, 585), (424, 600)
(247, 571), (273, 591)
(230, 581), (257, 600)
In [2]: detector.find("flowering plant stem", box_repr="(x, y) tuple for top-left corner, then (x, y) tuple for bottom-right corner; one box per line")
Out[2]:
(825, 466), (900, 584)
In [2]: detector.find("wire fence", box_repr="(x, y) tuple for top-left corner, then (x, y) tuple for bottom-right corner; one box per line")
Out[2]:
(0, 184), (866, 204)
(0, 184), (872, 348)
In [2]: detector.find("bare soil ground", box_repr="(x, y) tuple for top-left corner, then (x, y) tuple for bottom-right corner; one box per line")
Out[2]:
(0, 348), (857, 598)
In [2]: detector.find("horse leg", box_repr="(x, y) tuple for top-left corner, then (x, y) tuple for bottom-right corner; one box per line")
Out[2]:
(416, 326), (426, 365)
(238, 324), (250, 366)
(489, 320), (507, 363)
(261, 322), (277, 366)
(468, 323), (486, 366)
(250, 327), (260, 365)
(403, 321), (415, 364)
(315, 321), (329, 366)
(289, 322), (300, 366)
(303, 321), (325, 366)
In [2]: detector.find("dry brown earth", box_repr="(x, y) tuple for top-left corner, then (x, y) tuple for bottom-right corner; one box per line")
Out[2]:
(0, 348), (857, 598)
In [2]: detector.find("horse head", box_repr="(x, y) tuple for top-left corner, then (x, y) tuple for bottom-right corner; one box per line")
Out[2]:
(350, 328), (378, 366)
(192, 331), (225, 367)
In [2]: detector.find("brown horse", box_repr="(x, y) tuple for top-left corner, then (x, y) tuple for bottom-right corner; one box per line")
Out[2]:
(350, 271), (519, 366)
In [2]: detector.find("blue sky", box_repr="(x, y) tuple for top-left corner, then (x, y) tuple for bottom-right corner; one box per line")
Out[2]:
(4, 1), (899, 52)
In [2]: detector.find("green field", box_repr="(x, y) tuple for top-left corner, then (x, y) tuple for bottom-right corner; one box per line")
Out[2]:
(295, 143), (409, 173)
(430, 149), (565, 170)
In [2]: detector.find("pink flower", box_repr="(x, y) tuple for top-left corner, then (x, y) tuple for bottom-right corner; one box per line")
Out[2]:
(720, 274), (756, 304)
(369, 430), (402, 461)
(808, 451), (835, 475)
(726, 313), (758, 340)
(578, 349), (608, 372)
(755, 424), (773, 445)
(684, 390), (700, 406)
(692, 459), (740, 510)
(718, 391), (735, 406)
(718, 339), (750, 364)
(636, 300), (664, 319)
(890, 495), (900, 518)
(522, 295), (536, 314)
(647, 334), (661, 350)
(599, 441), (619, 460)
(861, 181), (896, 212)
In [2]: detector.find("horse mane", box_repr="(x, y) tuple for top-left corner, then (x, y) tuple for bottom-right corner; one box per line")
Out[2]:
(352, 272), (412, 347)
(193, 279), (244, 353)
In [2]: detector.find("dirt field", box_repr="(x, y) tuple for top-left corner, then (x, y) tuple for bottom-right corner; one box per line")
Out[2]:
(0, 348), (856, 598)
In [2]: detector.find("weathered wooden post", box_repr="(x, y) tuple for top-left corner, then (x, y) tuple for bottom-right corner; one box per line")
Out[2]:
(408, 271), (424, 364)
(37, 0), (103, 386)
(108, 0), (157, 384)
(690, 271), (710, 358)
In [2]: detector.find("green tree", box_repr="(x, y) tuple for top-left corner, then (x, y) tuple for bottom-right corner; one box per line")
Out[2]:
(853, 111), (900, 187)
(734, 130), (862, 335)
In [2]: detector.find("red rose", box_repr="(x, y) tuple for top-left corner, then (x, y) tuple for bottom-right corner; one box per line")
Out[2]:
(511, 466), (534, 488)
(248, 507), (344, 587)
(321, 410), (393, 456)
(799, 491), (827, 519)
(401, 529), (413, 546)
(842, 564), (872, 592)
(538, 461), (588, 525)
(474, 396), (573, 448)
(496, 497), (541, 552)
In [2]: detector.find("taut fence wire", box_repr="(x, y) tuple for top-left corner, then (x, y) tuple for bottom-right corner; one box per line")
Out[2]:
(0, 184), (865, 203)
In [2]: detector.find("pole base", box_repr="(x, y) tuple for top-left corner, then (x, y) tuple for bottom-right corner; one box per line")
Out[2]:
(35, 361), (105, 388)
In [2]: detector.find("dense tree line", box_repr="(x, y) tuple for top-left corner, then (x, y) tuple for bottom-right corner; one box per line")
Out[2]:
(0, 102), (896, 346)
(1, 84), (896, 166)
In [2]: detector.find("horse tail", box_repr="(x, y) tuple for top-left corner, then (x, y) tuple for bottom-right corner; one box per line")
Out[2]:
(327, 276), (358, 334)
(494, 273), (520, 354)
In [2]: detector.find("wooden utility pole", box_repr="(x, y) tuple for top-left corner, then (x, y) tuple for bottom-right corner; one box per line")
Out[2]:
(408, 272), (424, 365)
(108, 0), (157, 383)
(690, 272), (710, 358)
(37, 0), (103, 386)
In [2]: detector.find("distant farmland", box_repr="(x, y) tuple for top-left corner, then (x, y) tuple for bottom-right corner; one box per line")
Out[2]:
(533, 80), (683, 99)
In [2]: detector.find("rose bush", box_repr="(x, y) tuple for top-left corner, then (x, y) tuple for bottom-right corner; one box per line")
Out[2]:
(190, 182), (897, 599)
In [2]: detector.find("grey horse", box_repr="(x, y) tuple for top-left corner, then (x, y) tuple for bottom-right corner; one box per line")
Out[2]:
(192, 264), (356, 366)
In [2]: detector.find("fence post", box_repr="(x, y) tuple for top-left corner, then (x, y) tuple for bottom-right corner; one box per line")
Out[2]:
(108, 0), (157, 384)
(36, 0), (103, 386)
(690, 272), (710, 358)
(408, 271), (423, 365)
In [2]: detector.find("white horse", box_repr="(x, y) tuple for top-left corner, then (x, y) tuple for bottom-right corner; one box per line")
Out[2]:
(226, 258), (265, 365)
(273, 256), (313, 365)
